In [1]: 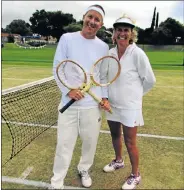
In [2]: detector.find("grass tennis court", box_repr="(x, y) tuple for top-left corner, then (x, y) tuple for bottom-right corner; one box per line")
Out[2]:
(2, 43), (184, 189)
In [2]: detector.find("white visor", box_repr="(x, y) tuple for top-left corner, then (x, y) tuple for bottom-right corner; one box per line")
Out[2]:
(113, 17), (135, 28)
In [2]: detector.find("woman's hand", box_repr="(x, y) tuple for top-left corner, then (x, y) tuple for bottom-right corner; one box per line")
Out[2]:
(100, 98), (111, 112)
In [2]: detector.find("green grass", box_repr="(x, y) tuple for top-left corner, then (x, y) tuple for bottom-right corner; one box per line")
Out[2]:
(2, 129), (184, 189)
(2, 42), (184, 189)
(2, 64), (52, 89)
(2, 43), (184, 68)
(2, 43), (56, 64)
(146, 51), (183, 65)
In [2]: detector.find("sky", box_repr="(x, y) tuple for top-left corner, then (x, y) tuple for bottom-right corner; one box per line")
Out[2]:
(2, 1), (184, 30)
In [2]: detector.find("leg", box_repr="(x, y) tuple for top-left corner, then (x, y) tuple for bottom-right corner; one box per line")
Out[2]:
(107, 120), (123, 161)
(51, 108), (78, 189)
(122, 125), (139, 176)
(77, 108), (101, 171)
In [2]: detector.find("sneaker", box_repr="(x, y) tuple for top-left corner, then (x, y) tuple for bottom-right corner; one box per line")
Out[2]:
(103, 159), (125, 172)
(122, 173), (141, 190)
(78, 170), (92, 188)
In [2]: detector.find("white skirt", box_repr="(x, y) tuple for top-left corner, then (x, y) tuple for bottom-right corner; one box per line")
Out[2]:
(105, 106), (144, 127)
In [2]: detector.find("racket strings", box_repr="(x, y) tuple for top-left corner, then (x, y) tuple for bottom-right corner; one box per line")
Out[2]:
(57, 61), (86, 89)
(91, 56), (121, 86)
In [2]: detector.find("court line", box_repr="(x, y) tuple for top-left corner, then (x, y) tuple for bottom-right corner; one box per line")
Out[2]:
(3, 78), (36, 81)
(155, 85), (183, 89)
(2, 176), (86, 189)
(20, 167), (34, 180)
(2, 121), (184, 141)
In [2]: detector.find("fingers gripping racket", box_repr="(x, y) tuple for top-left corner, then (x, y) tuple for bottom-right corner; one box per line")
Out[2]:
(56, 56), (121, 113)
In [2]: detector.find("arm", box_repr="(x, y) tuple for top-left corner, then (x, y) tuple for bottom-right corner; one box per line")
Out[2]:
(53, 35), (70, 96)
(100, 46), (109, 99)
(137, 51), (156, 95)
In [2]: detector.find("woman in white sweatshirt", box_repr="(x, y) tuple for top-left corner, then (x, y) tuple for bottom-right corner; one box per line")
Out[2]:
(102, 15), (156, 190)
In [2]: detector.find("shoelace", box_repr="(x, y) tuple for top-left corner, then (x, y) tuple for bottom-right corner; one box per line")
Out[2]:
(127, 174), (139, 185)
(80, 171), (90, 179)
(109, 159), (116, 166)
(109, 159), (123, 166)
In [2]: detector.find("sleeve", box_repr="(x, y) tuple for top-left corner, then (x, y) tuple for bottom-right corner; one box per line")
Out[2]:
(136, 51), (156, 95)
(100, 45), (110, 98)
(53, 34), (70, 96)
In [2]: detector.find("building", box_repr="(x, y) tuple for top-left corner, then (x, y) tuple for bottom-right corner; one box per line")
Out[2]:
(1, 33), (21, 43)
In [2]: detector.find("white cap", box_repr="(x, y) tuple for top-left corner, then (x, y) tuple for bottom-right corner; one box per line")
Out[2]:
(113, 16), (135, 28)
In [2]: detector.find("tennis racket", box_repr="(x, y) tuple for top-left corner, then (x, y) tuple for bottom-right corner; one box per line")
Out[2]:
(56, 55), (121, 113)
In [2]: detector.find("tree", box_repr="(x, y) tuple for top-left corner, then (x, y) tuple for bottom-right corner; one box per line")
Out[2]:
(5, 19), (32, 36)
(151, 27), (172, 45)
(29, 9), (51, 37)
(29, 10), (76, 42)
(64, 23), (82, 33)
(155, 12), (159, 28)
(150, 7), (156, 31)
(49, 11), (76, 41)
(96, 26), (112, 43)
(135, 27), (145, 44)
(159, 18), (184, 44)
(2, 28), (7, 33)
(7, 34), (15, 43)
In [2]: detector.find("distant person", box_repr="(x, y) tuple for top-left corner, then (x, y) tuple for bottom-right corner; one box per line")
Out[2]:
(51, 4), (110, 189)
(102, 15), (156, 190)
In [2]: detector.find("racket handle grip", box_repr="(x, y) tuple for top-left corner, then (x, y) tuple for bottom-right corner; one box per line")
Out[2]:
(59, 99), (76, 113)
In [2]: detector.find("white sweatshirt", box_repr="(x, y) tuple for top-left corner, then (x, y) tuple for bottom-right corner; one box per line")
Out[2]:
(53, 31), (109, 108)
(105, 43), (156, 110)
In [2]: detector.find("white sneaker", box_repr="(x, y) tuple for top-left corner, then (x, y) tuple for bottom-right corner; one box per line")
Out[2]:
(78, 170), (92, 188)
(103, 159), (125, 172)
(122, 173), (141, 190)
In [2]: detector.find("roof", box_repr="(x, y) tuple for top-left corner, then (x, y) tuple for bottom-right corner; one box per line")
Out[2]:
(1, 33), (21, 37)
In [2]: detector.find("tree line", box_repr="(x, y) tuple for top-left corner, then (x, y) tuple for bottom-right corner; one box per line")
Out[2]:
(2, 8), (184, 45)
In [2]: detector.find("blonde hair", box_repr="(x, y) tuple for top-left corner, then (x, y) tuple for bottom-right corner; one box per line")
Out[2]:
(112, 14), (138, 44)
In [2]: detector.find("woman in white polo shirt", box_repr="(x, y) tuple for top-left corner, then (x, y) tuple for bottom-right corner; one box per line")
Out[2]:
(102, 15), (156, 190)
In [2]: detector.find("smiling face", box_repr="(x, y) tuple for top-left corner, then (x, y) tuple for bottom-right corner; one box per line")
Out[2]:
(114, 25), (133, 47)
(81, 10), (103, 39)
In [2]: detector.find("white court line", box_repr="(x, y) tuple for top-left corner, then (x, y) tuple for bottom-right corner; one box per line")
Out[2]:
(20, 167), (34, 179)
(2, 121), (184, 141)
(2, 176), (86, 189)
(3, 78), (36, 81)
(100, 130), (184, 140)
(155, 85), (183, 89)
(2, 67), (18, 71)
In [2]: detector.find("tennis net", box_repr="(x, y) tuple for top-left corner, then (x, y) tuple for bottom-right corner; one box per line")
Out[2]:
(2, 77), (61, 165)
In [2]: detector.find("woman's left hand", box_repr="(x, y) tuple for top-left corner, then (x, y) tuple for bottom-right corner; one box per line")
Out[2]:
(100, 98), (111, 112)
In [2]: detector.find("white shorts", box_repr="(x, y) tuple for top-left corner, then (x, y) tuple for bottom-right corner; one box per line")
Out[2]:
(105, 106), (144, 127)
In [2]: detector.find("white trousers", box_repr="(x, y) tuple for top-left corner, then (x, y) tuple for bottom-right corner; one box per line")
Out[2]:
(51, 104), (101, 188)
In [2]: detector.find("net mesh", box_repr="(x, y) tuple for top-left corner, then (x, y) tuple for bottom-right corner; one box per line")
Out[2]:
(2, 77), (61, 165)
